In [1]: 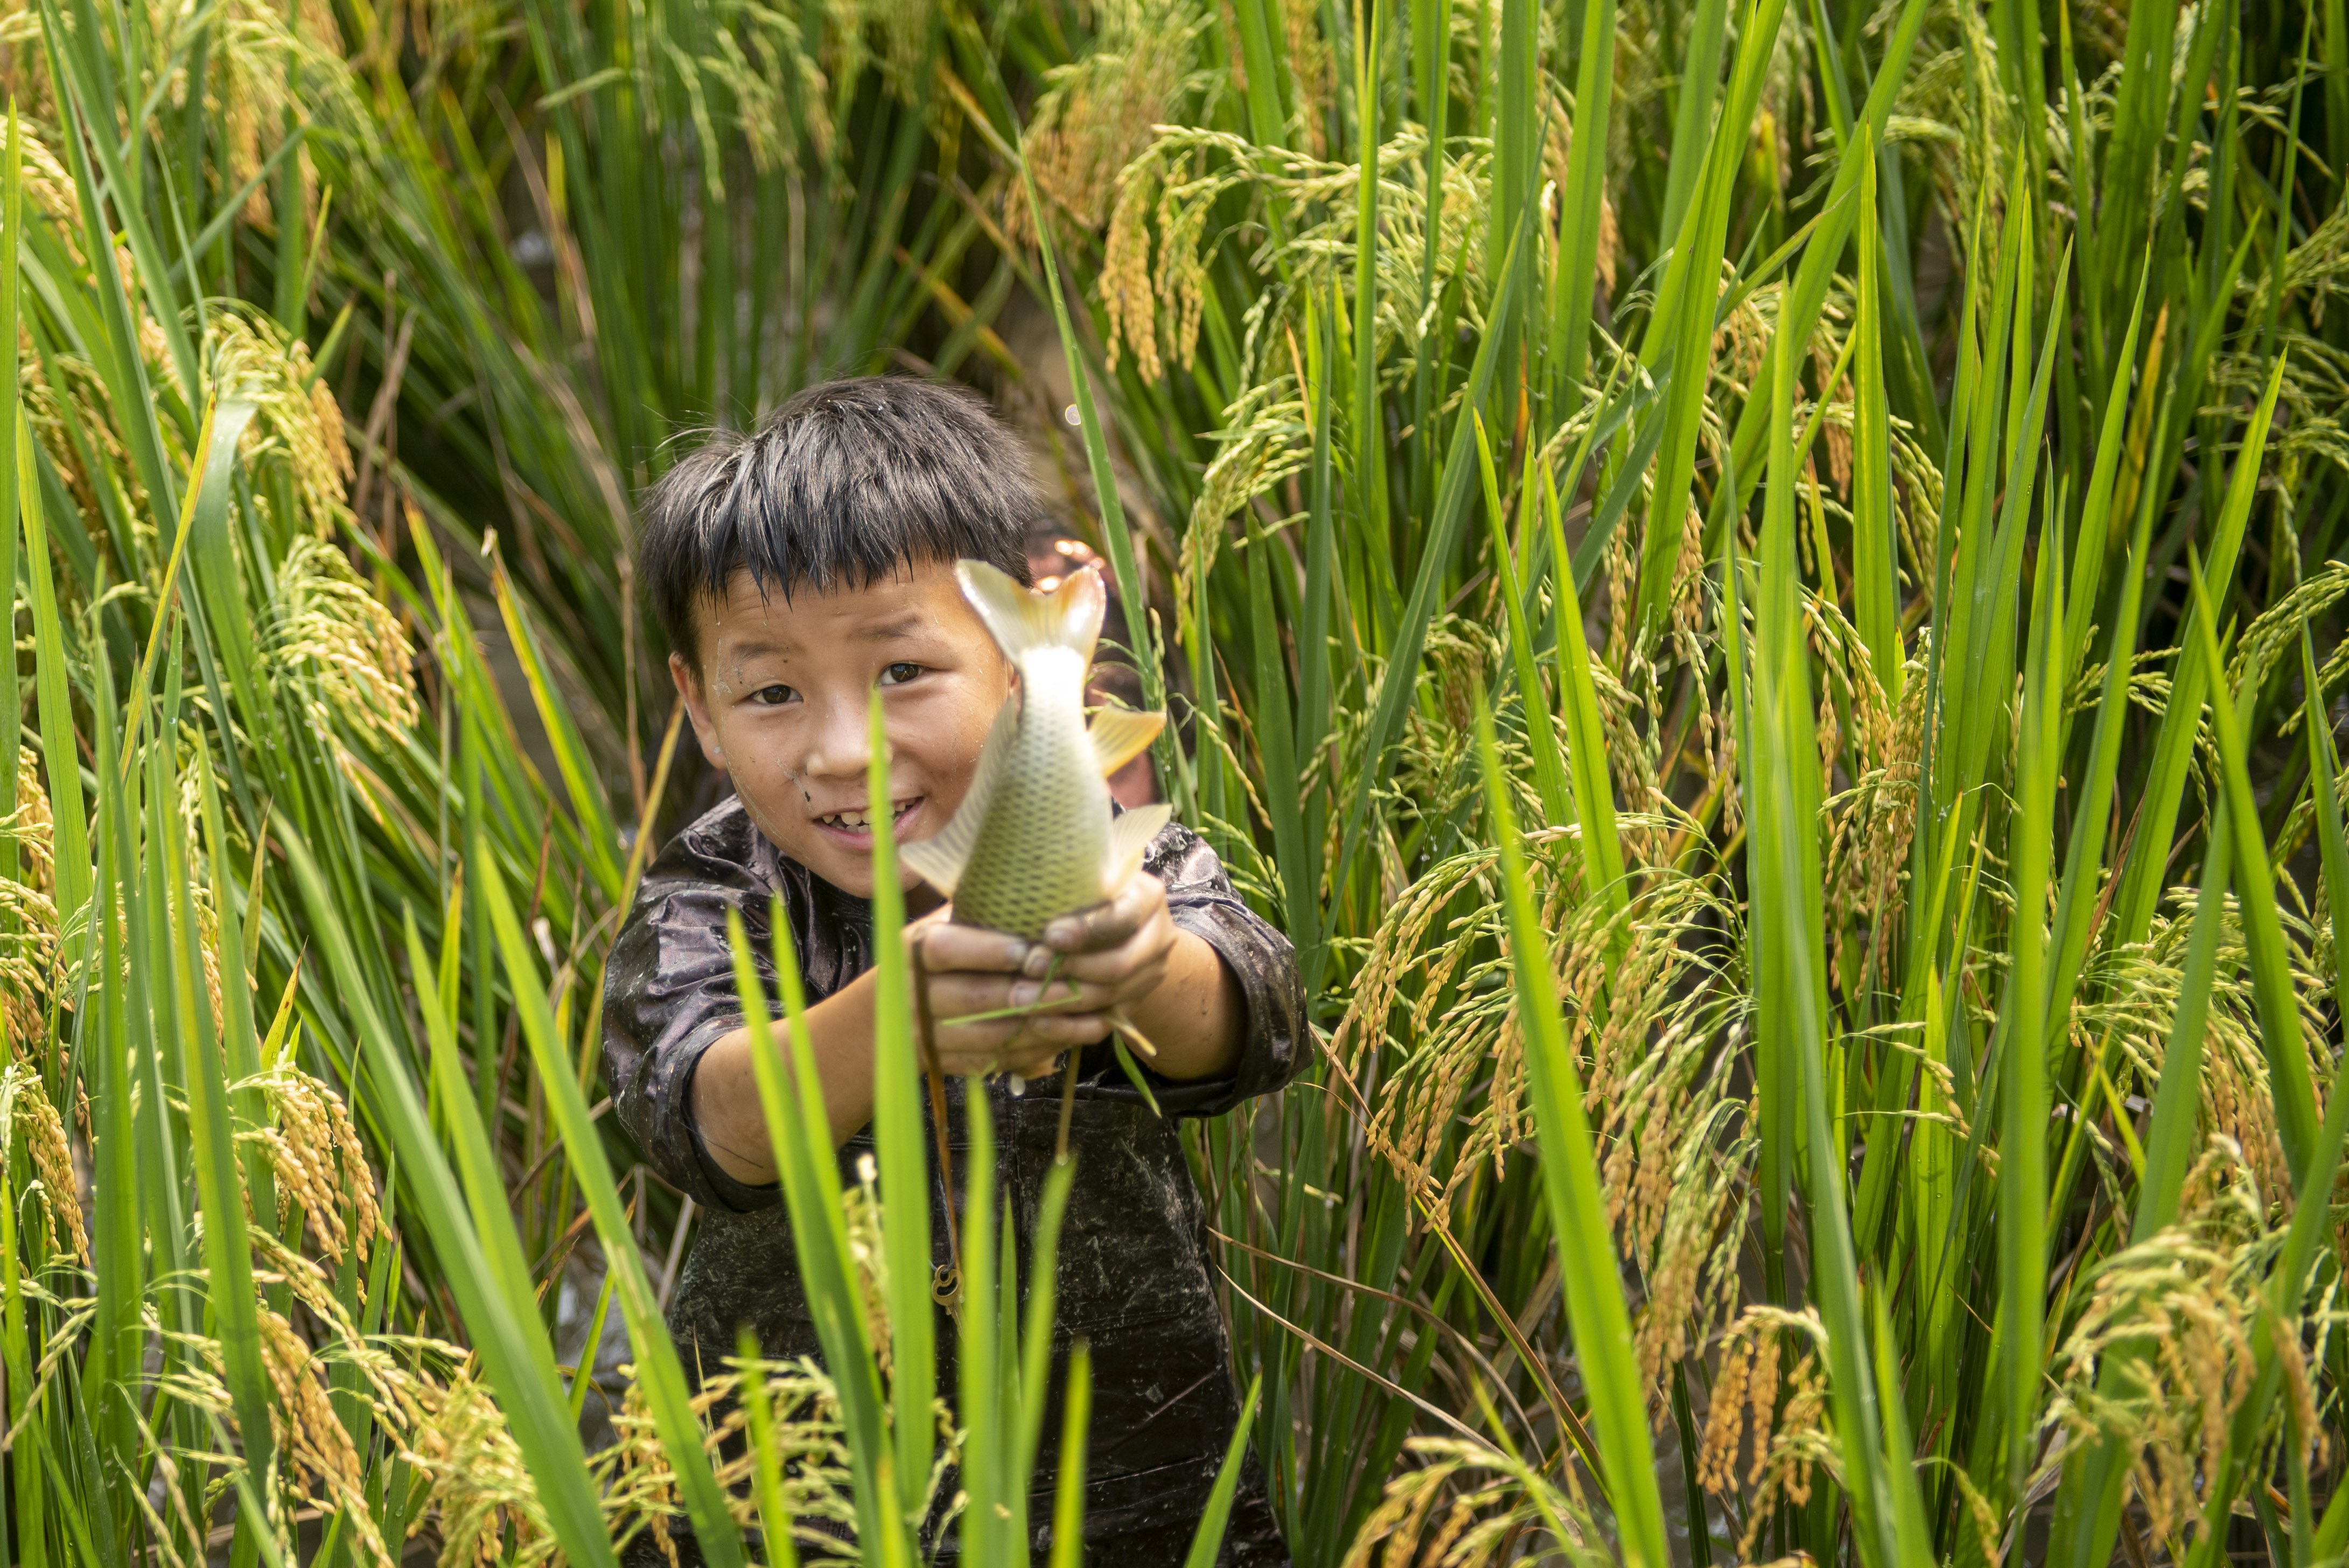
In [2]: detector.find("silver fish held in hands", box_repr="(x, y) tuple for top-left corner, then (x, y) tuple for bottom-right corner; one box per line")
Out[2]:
(900, 559), (1171, 938)
(903, 559), (1174, 1232)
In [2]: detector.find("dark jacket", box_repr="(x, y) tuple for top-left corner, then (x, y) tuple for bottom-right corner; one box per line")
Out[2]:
(602, 796), (1304, 1564)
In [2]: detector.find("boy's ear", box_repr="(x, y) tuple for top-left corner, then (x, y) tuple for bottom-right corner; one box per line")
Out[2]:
(670, 652), (728, 771)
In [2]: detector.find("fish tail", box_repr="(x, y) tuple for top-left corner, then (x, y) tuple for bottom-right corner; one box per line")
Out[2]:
(956, 558), (1106, 664)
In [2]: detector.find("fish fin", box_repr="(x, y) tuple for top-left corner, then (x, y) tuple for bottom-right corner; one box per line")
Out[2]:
(1105, 802), (1174, 887)
(1089, 706), (1165, 778)
(957, 558), (1106, 664)
(900, 695), (1018, 898)
(897, 837), (963, 900)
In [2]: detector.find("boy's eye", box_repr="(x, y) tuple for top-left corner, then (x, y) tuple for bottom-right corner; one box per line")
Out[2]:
(878, 662), (923, 687)
(749, 684), (797, 705)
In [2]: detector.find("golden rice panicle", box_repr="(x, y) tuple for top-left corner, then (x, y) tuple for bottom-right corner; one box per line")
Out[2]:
(207, 312), (356, 539)
(1013, 0), (1204, 248)
(401, 1360), (553, 1566)
(0, 748), (60, 1077)
(2049, 1139), (2271, 1541)
(1102, 156), (1164, 383)
(240, 1066), (384, 1263)
(8, 748), (55, 897)
(256, 1305), (397, 1567)
(4, 1065), (87, 1265)
(1695, 1304), (1836, 1549)
(1152, 144), (1215, 373)
(1741, 1322), (1782, 1487)
(1338, 1450), (1456, 1568)
(1696, 1332), (1752, 1494)
(265, 534), (423, 745)
(715, 1352), (861, 1541)
(610, 1376), (686, 1568)
(1735, 1340), (1833, 1559)
(1341, 1439), (1583, 1568)
(844, 1152), (893, 1382)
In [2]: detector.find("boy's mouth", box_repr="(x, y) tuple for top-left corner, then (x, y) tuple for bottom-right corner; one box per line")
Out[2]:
(812, 797), (921, 846)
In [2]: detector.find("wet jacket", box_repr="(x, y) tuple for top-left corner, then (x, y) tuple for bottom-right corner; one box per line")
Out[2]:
(603, 796), (1304, 1564)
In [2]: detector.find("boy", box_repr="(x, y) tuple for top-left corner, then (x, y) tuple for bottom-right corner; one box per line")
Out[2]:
(604, 378), (1303, 1564)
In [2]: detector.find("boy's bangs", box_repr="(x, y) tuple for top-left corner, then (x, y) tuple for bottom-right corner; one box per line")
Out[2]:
(643, 377), (1042, 661)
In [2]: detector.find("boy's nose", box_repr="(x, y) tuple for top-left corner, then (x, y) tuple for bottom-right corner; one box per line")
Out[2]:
(799, 693), (875, 783)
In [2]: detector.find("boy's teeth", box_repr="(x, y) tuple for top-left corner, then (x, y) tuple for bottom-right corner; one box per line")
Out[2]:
(822, 801), (915, 830)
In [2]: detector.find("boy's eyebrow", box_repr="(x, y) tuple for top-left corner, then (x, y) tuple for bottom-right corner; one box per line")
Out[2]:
(857, 615), (928, 641)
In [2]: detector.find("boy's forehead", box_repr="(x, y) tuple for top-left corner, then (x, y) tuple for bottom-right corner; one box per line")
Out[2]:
(696, 558), (983, 649)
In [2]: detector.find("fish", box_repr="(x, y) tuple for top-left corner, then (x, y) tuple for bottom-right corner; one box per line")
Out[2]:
(899, 559), (1172, 940)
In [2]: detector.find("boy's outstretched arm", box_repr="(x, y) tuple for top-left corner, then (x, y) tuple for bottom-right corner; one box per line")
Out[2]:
(688, 871), (1244, 1185)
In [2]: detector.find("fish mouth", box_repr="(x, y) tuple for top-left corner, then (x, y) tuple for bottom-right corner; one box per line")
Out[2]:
(811, 797), (921, 846)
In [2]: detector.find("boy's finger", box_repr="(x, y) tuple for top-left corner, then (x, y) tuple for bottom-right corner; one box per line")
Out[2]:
(1039, 874), (1162, 956)
(1005, 976), (1116, 1011)
(917, 922), (1036, 975)
(923, 974), (1021, 1016)
(1012, 1013), (1107, 1049)
(933, 1027), (1093, 1077)
(1052, 941), (1159, 987)
(927, 975), (1113, 1021)
(1051, 916), (1176, 986)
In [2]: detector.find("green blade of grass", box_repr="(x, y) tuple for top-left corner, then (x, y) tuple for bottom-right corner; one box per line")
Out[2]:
(1329, 208), (1531, 912)
(1655, 0), (1728, 247)
(475, 850), (751, 1568)
(1632, 0), (1792, 637)
(957, 1080), (1005, 1563)
(1476, 415), (1570, 827)
(1017, 1156), (1077, 1487)
(2173, 584), (2349, 1568)
(2043, 262), (2155, 1037)
(20, 415), (89, 974)
(728, 907), (899, 1554)
(491, 563), (625, 903)
(1351, 0), (1387, 611)
(275, 836), (618, 1567)
(1047, 1340), (1092, 1568)
(737, 1333), (806, 1568)
(1749, 311), (1915, 1566)
(2108, 355), (2287, 949)
(1995, 497), (2063, 1504)
(1245, 516), (1313, 955)
(2301, 625), (2349, 1038)
(162, 711), (277, 1526)
(1180, 1374), (1263, 1568)
(863, 687), (936, 1532)
(1538, 462), (1626, 920)
(1550, 0), (1615, 396)
(1849, 135), (1899, 699)
(2181, 549), (2318, 1185)
(1012, 116), (1167, 785)
(1472, 698), (1667, 1568)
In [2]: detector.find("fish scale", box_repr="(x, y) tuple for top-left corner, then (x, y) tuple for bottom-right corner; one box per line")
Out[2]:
(899, 561), (1170, 940)
(950, 646), (1111, 937)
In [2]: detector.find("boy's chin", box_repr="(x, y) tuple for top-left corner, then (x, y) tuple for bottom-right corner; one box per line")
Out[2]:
(777, 834), (932, 902)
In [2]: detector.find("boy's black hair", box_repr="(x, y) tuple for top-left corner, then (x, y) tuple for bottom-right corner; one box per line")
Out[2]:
(642, 377), (1040, 669)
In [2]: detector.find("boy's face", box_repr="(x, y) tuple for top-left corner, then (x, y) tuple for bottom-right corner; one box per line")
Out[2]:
(672, 559), (1016, 899)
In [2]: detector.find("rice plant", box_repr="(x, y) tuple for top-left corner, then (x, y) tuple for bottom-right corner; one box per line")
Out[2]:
(8, 0), (2349, 1562)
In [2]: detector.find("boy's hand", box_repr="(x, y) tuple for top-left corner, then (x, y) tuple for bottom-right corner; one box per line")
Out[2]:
(910, 871), (1178, 1079)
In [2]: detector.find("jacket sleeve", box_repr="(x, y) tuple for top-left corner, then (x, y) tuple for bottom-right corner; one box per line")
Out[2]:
(602, 840), (788, 1215)
(1106, 820), (1308, 1119)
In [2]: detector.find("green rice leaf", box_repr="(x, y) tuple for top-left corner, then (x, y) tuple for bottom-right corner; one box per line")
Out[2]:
(1472, 697), (1666, 1567)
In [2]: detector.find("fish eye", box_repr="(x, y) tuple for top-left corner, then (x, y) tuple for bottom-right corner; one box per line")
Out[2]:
(878, 662), (923, 687)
